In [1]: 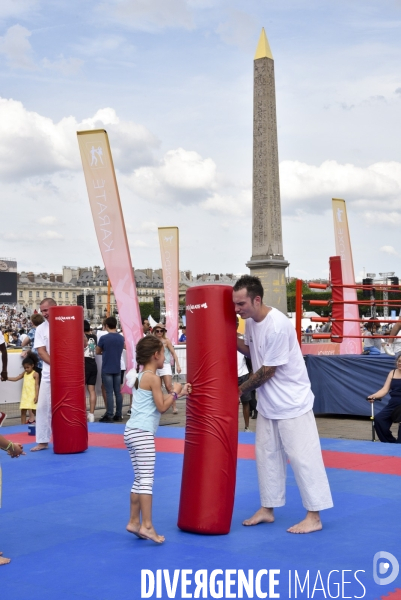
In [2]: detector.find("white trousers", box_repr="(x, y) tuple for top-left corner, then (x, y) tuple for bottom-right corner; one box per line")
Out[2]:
(255, 409), (333, 512)
(36, 380), (52, 444)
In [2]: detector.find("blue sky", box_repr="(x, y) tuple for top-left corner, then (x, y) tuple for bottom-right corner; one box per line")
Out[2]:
(1, 0), (401, 280)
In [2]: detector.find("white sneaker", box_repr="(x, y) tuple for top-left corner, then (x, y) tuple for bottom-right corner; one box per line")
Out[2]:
(244, 427), (251, 432)
(87, 413), (95, 423)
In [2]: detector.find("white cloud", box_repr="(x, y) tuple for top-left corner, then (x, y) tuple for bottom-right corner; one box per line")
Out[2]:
(0, 100), (159, 180)
(141, 221), (158, 232)
(38, 216), (57, 225)
(280, 160), (401, 214)
(3, 231), (34, 242)
(127, 148), (217, 203)
(380, 245), (398, 256)
(42, 56), (83, 76)
(363, 212), (401, 226)
(0, 1), (39, 20)
(130, 240), (148, 247)
(0, 26), (86, 76)
(0, 24), (36, 70)
(200, 190), (251, 216)
(97, 0), (195, 31)
(38, 230), (64, 240)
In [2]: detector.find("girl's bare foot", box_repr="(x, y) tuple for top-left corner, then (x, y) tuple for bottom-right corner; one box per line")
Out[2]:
(0, 553), (11, 565)
(30, 443), (48, 452)
(126, 523), (146, 539)
(243, 507), (275, 526)
(139, 524), (165, 544)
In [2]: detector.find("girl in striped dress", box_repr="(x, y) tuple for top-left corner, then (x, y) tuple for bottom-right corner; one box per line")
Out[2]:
(124, 336), (191, 543)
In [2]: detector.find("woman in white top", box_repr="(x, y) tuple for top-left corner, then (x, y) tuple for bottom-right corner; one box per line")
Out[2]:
(153, 324), (181, 414)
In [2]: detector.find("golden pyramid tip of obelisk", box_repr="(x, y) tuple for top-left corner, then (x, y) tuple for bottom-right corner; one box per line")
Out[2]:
(254, 27), (273, 60)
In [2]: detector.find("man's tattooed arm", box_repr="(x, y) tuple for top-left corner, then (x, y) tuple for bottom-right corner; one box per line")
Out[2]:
(239, 365), (276, 396)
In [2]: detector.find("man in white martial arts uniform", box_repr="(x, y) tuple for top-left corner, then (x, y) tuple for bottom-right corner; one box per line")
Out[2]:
(233, 275), (333, 534)
(30, 298), (57, 452)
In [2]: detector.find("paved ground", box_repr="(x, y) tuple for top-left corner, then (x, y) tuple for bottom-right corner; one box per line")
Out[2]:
(2, 397), (398, 442)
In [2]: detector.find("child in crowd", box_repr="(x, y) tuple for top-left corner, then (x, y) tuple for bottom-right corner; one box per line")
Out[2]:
(124, 336), (191, 544)
(7, 353), (40, 424)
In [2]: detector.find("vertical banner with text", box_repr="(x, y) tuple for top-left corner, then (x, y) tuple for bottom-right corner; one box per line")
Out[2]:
(77, 129), (143, 375)
(158, 227), (179, 345)
(332, 198), (362, 354)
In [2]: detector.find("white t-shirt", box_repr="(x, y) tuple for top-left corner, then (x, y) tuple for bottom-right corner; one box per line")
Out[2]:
(237, 351), (249, 378)
(0, 331), (4, 345)
(34, 320), (50, 382)
(244, 307), (314, 420)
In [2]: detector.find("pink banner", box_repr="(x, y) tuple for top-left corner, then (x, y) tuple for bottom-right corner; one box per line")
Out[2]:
(332, 199), (362, 354)
(77, 129), (143, 376)
(158, 227), (179, 344)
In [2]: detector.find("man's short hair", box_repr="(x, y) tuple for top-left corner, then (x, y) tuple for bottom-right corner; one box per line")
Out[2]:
(31, 314), (44, 326)
(105, 316), (117, 329)
(233, 275), (264, 301)
(84, 320), (91, 332)
(40, 298), (57, 307)
(142, 318), (149, 325)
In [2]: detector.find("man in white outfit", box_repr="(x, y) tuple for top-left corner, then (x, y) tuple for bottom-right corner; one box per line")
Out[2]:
(31, 298), (57, 452)
(233, 276), (333, 534)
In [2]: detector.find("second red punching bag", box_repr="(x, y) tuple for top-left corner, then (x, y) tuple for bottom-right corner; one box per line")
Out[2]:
(177, 285), (238, 534)
(49, 306), (88, 454)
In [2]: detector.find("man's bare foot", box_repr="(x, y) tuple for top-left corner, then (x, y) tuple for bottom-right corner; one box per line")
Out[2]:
(139, 524), (165, 544)
(126, 523), (146, 539)
(287, 512), (322, 534)
(243, 507), (275, 526)
(30, 443), (48, 452)
(0, 554), (11, 565)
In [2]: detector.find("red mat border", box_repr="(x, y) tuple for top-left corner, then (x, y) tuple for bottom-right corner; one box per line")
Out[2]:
(7, 431), (401, 476)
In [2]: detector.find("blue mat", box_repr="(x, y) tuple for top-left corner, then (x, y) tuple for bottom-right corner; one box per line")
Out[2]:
(1, 426), (400, 599)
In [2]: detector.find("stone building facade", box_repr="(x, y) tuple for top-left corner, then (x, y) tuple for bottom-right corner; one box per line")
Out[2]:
(17, 266), (239, 318)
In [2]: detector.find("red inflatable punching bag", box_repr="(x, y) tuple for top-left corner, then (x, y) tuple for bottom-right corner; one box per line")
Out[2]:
(178, 285), (238, 534)
(49, 306), (88, 454)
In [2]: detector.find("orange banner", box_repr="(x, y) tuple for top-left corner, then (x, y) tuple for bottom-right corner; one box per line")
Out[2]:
(158, 227), (179, 344)
(332, 199), (362, 354)
(77, 129), (143, 373)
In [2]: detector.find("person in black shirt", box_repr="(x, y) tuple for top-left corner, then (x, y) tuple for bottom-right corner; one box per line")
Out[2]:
(84, 320), (98, 422)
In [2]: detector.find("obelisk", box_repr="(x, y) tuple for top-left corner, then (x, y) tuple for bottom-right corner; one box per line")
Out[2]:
(246, 28), (289, 314)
